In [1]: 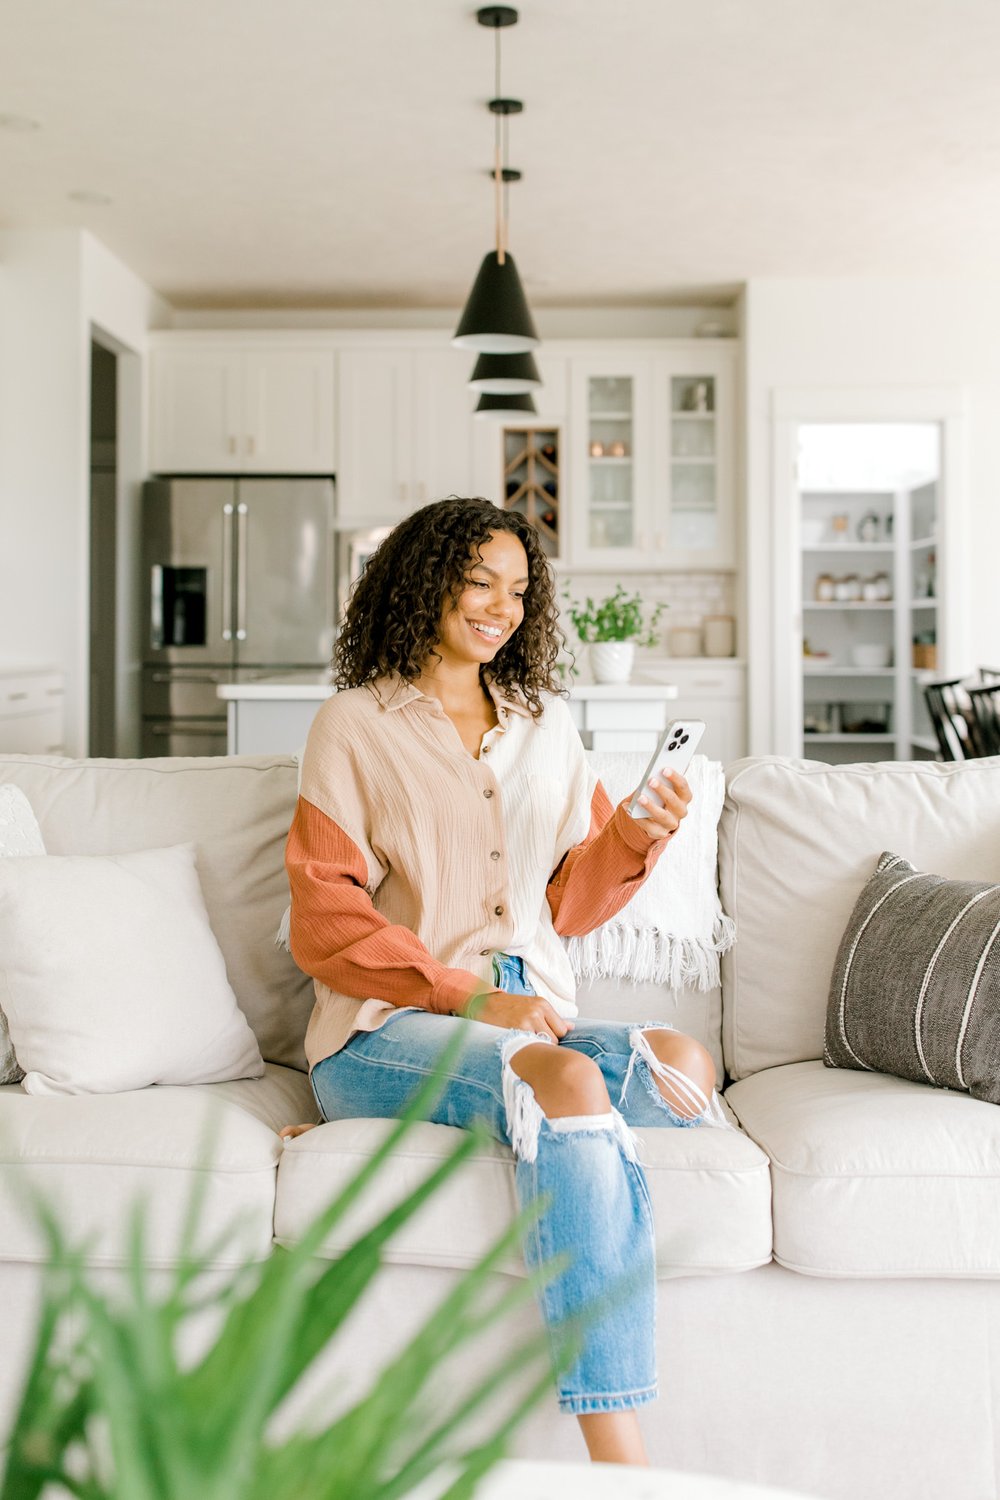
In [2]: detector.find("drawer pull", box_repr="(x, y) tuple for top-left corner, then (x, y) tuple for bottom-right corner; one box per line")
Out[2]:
(45, 687), (64, 697)
(7, 691), (28, 701)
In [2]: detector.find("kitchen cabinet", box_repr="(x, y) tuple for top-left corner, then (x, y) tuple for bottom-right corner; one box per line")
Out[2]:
(640, 661), (746, 765)
(150, 343), (335, 474)
(567, 344), (737, 571)
(337, 347), (476, 526)
(0, 668), (66, 754)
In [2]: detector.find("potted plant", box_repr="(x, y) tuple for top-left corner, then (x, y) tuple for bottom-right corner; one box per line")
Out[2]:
(1, 1052), (577, 1500)
(563, 585), (665, 685)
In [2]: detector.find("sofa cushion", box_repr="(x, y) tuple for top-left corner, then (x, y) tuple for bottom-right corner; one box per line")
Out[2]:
(0, 754), (312, 1071)
(724, 1060), (1000, 1278)
(825, 850), (1000, 1101)
(274, 1105), (772, 1278)
(0, 843), (263, 1096)
(0, 1064), (317, 1267)
(718, 756), (1000, 1081)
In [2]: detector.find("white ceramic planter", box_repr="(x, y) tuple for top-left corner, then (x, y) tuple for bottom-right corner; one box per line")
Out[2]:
(589, 640), (636, 684)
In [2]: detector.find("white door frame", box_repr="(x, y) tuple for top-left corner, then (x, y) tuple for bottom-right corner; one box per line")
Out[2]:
(768, 386), (968, 757)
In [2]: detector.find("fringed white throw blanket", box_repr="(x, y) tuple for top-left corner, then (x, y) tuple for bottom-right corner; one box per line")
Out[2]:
(564, 752), (735, 991)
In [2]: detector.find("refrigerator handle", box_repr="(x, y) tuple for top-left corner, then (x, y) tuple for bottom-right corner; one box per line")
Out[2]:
(150, 565), (164, 650)
(221, 504), (234, 642)
(236, 502), (248, 641)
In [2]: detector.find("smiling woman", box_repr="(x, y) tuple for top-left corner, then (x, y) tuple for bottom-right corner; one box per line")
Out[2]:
(283, 495), (722, 1468)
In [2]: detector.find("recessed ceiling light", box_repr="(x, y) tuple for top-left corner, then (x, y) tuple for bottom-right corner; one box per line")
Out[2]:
(68, 189), (112, 206)
(0, 113), (41, 132)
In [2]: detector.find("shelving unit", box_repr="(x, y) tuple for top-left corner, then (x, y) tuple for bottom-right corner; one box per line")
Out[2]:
(799, 479), (940, 763)
(502, 427), (560, 559)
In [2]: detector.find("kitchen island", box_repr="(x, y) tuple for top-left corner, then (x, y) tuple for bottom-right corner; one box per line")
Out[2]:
(218, 677), (679, 756)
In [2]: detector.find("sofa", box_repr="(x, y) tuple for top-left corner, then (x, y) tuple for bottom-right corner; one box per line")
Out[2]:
(1, 747), (998, 1500)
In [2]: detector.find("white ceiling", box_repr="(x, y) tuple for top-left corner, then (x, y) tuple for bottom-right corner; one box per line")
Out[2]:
(2, 0), (999, 310)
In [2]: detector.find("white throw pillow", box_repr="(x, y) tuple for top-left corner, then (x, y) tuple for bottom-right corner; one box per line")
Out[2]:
(0, 784), (46, 1085)
(0, 842), (264, 1096)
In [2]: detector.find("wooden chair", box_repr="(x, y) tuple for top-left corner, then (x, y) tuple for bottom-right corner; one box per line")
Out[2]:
(922, 678), (978, 760)
(966, 683), (1000, 756)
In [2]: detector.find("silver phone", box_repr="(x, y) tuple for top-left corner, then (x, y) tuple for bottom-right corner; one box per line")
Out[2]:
(627, 718), (706, 819)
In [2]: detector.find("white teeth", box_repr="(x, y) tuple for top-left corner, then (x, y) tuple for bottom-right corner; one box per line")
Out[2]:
(471, 622), (502, 640)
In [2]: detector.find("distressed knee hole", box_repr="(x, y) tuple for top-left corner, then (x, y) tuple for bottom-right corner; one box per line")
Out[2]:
(621, 1026), (731, 1130)
(499, 1034), (638, 1162)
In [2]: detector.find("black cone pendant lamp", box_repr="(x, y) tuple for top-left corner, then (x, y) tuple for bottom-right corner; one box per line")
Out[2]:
(453, 7), (539, 357)
(469, 350), (541, 394)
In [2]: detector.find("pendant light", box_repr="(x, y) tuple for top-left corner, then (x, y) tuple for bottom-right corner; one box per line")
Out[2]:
(453, 6), (539, 355)
(474, 391), (537, 421)
(469, 349), (541, 395)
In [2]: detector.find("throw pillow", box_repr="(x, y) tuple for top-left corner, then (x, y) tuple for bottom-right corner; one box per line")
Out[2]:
(0, 784), (47, 1085)
(824, 851), (1000, 1102)
(0, 842), (264, 1096)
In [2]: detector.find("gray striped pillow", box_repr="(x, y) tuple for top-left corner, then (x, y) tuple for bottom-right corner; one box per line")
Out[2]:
(824, 851), (1000, 1102)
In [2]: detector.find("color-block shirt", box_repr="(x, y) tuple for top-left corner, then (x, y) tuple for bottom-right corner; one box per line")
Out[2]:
(285, 673), (666, 1069)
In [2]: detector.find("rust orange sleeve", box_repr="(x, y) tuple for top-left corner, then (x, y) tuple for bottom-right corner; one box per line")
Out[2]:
(285, 797), (485, 1015)
(546, 780), (667, 938)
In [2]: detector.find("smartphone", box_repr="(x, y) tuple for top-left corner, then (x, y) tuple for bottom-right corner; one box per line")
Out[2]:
(627, 718), (706, 819)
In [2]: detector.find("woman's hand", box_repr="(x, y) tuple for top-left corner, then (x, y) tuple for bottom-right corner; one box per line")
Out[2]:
(279, 1123), (317, 1141)
(462, 989), (573, 1043)
(632, 769), (693, 844)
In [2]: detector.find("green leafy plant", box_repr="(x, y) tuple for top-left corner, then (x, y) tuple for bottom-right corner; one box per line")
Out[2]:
(1, 1044), (579, 1500)
(563, 585), (665, 647)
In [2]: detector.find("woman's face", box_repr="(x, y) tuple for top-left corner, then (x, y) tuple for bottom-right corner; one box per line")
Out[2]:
(433, 530), (529, 671)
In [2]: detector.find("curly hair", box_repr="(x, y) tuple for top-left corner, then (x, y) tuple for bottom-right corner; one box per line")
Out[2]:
(333, 496), (564, 717)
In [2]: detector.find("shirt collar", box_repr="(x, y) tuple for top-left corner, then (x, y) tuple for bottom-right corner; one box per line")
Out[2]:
(369, 672), (532, 719)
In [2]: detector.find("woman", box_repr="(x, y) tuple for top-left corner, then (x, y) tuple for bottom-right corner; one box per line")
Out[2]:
(283, 496), (719, 1467)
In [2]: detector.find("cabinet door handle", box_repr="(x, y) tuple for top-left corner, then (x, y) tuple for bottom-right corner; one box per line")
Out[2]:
(228, 436), (238, 456)
(247, 434), (256, 457)
(222, 504), (234, 641)
(417, 482), (427, 504)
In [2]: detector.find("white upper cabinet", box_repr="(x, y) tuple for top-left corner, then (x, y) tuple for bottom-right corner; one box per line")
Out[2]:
(567, 342), (737, 571)
(150, 343), (335, 474)
(653, 342), (737, 569)
(337, 346), (476, 526)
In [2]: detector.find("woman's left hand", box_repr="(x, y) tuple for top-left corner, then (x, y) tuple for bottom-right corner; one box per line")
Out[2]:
(632, 769), (692, 844)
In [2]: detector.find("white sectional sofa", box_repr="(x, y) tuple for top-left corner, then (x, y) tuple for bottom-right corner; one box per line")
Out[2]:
(1, 748), (998, 1500)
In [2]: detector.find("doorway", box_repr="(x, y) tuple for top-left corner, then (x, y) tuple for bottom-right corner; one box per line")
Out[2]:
(89, 340), (117, 756)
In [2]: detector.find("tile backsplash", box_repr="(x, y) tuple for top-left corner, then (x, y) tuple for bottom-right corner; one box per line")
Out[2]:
(557, 570), (737, 666)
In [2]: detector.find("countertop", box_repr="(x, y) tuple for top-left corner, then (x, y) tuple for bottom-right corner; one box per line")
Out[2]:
(218, 676), (681, 702)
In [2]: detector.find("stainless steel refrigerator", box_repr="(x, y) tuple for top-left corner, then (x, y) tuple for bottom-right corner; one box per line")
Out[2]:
(141, 478), (335, 755)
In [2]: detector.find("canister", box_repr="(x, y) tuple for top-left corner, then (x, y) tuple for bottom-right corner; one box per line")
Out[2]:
(702, 614), (735, 657)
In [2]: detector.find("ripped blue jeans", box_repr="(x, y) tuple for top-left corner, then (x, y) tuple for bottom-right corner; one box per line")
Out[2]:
(309, 955), (720, 1415)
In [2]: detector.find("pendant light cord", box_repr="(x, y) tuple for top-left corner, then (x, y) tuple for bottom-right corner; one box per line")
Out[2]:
(493, 21), (505, 263)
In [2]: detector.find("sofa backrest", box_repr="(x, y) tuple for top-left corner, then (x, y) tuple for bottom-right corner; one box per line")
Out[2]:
(0, 753), (312, 1071)
(718, 755), (1000, 1081)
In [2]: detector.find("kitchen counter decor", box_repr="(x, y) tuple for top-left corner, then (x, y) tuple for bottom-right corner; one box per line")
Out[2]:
(563, 584), (665, 685)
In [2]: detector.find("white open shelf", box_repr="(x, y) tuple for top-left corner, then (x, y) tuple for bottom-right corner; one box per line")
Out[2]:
(799, 479), (940, 763)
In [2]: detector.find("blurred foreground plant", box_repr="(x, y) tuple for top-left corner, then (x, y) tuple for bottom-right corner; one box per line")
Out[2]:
(1, 1039), (578, 1500)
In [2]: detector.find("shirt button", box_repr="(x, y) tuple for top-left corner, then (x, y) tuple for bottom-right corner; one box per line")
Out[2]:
(494, 905), (504, 917)
(484, 788), (494, 799)
(482, 745), (490, 753)
(490, 849), (501, 860)
(480, 948), (490, 956)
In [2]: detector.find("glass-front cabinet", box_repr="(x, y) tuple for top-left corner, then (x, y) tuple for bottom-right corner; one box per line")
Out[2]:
(654, 345), (736, 569)
(569, 357), (653, 569)
(569, 344), (736, 570)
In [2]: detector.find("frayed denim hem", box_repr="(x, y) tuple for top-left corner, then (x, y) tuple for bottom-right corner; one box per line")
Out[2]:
(558, 1384), (658, 1415)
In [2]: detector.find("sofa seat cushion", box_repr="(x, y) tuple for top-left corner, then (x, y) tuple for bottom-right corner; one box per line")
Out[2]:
(0, 1064), (317, 1268)
(725, 1060), (1000, 1278)
(275, 1107), (772, 1278)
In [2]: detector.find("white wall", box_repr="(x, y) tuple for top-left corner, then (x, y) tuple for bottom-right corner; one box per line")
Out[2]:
(744, 278), (1000, 753)
(0, 230), (168, 754)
